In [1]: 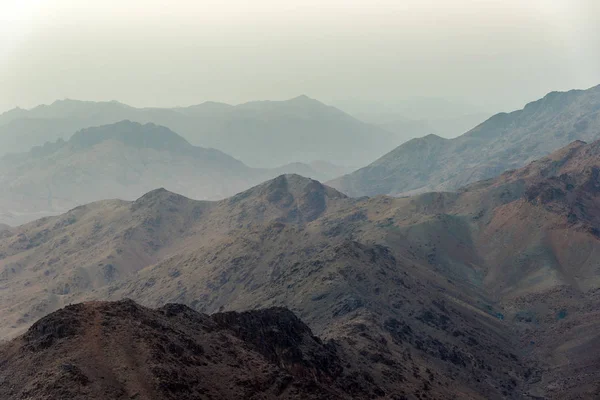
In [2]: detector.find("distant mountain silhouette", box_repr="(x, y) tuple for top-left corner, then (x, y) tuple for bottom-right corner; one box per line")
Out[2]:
(329, 85), (600, 197)
(0, 121), (350, 225)
(0, 96), (399, 167)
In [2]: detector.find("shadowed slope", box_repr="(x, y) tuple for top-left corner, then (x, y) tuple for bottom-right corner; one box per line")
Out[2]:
(0, 300), (382, 399)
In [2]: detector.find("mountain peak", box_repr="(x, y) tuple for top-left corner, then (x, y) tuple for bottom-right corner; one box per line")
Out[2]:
(421, 133), (446, 141)
(381, 133), (447, 158)
(285, 94), (326, 107)
(69, 120), (192, 152)
(131, 187), (192, 212)
(262, 174), (346, 200)
(177, 101), (233, 113)
(488, 139), (600, 194)
(1, 106), (24, 114)
(0, 107), (28, 123)
(229, 174), (347, 222)
(541, 139), (597, 165)
(136, 187), (170, 198)
(289, 94), (312, 101)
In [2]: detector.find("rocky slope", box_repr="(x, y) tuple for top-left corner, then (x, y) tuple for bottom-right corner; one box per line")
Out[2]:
(329, 84), (600, 197)
(5, 140), (600, 397)
(0, 174), (530, 399)
(0, 300), (382, 399)
(0, 121), (347, 225)
(0, 96), (398, 167)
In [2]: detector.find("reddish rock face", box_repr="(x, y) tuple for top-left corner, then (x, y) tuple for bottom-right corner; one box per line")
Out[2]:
(1, 300), (382, 400)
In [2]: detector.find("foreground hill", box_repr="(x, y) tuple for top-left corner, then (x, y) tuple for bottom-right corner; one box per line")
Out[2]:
(0, 300), (382, 399)
(329, 84), (600, 197)
(0, 121), (346, 225)
(5, 140), (600, 397)
(0, 96), (397, 167)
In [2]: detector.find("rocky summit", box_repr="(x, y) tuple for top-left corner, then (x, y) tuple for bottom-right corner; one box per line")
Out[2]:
(0, 300), (383, 399)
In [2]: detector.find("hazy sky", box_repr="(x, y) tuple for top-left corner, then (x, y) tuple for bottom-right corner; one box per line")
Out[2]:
(1, 0), (599, 114)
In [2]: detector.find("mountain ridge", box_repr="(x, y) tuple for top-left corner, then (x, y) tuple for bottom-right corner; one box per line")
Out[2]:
(6, 141), (600, 397)
(0, 122), (351, 225)
(0, 95), (399, 167)
(329, 84), (600, 197)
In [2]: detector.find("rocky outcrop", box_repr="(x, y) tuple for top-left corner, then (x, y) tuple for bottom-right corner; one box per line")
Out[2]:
(0, 300), (382, 400)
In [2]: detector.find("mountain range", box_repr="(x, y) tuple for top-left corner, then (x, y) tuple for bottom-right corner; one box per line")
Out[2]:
(4, 138), (600, 397)
(0, 120), (350, 226)
(330, 85), (600, 197)
(0, 96), (399, 168)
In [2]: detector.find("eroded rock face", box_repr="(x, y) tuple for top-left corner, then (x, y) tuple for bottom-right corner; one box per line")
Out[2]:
(0, 300), (382, 400)
(211, 307), (343, 378)
(23, 303), (86, 351)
